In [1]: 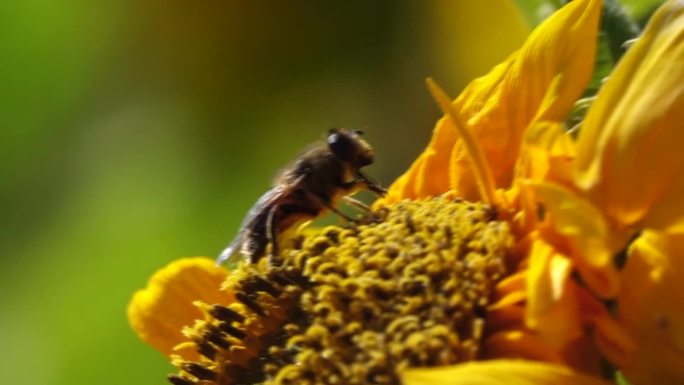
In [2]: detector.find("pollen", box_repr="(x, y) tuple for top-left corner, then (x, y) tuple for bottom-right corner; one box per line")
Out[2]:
(169, 196), (513, 385)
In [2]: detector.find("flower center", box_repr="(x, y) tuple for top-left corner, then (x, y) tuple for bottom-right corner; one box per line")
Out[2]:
(169, 196), (513, 385)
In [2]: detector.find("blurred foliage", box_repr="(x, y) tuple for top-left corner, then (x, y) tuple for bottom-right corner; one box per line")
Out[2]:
(514, 0), (662, 26)
(601, 0), (641, 60)
(0, 1), (661, 384)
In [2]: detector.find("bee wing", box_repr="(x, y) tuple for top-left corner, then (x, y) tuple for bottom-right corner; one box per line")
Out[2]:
(216, 235), (245, 267)
(216, 186), (291, 266)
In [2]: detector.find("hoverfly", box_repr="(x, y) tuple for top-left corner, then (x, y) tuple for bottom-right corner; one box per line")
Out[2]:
(217, 128), (385, 266)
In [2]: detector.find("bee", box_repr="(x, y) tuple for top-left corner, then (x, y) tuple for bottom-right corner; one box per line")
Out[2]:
(217, 128), (386, 266)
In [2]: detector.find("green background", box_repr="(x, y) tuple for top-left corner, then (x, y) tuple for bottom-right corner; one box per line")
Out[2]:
(0, 1), (659, 384)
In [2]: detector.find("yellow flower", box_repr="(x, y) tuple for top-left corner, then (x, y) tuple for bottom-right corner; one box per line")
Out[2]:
(133, 198), (519, 385)
(530, 0), (684, 382)
(381, 0), (608, 378)
(126, 0), (684, 384)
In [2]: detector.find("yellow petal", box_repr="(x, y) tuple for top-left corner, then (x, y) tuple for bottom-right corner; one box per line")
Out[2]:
(575, 0), (684, 231)
(383, 0), (600, 203)
(615, 230), (684, 384)
(526, 238), (582, 349)
(529, 181), (621, 298)
(427, 78), (497, 205)
(401, 360), (610, 385)
(518, 121), (576, 185)
(590, 310), (636, 369)
(483, 330), (564, 363)
(127, 257), (231, 359)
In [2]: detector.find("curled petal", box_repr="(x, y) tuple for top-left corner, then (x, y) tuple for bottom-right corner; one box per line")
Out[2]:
(615, 230), (684, 384)
(402, 360), (610, 385)
(518, 121), (576, 185)
(590, 312), (636, 369)
(127, 257), (231, 359)
(383, 0), (600, 203)
(526, 238), (582, 349)
(575, 0), (684, 232)
(528, 182), (621, 298)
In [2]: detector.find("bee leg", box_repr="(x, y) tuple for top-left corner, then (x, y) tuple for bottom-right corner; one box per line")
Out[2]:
(324, 201), (357, 223)
(266, 204), (280, 263)
(356, 171), (387, 196)
(342, 195), (385, 223)
(342, 196), (371, 212)
(339, 178), (375, 195)
(301, 189), (357, 223)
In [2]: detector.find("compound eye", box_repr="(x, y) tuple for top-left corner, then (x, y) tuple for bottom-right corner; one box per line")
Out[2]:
(327, 132), (355, 161)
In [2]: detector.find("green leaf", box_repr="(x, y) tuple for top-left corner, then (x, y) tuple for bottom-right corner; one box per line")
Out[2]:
(616, 371), (634, 385)
(512, 0), (562, 27)
(586, 32), (616, 95)
(621, 0), (665, 21)
(602, 0), (642, 61)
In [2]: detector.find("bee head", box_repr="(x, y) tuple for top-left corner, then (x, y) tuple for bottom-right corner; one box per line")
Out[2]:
(327, 128), (374, 168)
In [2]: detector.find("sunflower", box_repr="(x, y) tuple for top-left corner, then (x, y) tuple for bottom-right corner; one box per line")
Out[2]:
(127, 0), (684, 384)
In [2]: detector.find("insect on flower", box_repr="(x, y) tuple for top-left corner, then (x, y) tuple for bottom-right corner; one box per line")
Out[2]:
(217, 128), (386, 266)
